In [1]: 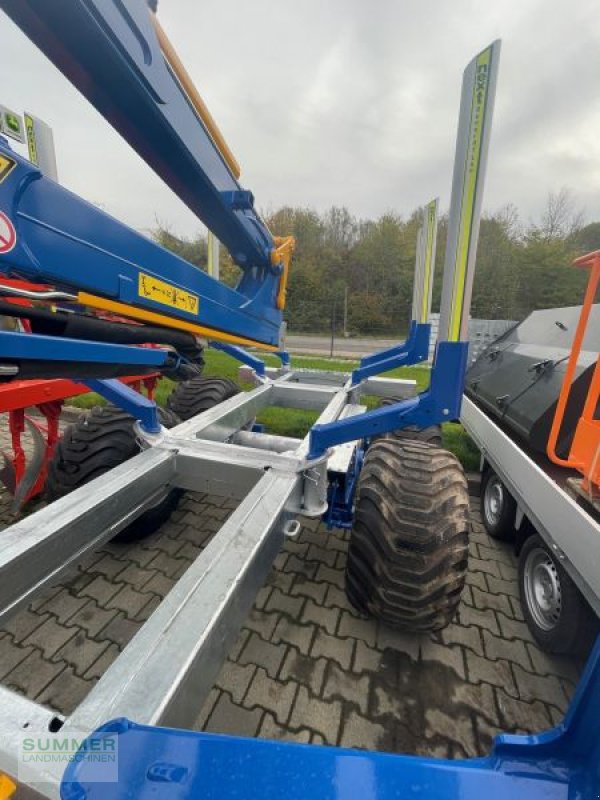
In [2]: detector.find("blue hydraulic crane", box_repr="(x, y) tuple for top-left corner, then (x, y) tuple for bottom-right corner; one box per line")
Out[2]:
(0, 0), (294, 384)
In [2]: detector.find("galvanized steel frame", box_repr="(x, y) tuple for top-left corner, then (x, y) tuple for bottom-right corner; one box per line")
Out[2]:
(0, 367), (411, 797)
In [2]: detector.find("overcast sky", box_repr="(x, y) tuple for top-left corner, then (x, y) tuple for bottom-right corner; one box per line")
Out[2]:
(2, 0), (600, 239)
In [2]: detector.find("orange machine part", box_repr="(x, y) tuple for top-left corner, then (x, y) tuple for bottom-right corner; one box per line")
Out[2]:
(547, 251), (600, 490)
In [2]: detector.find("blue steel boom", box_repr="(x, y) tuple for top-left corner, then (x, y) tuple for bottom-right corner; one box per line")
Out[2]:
(0, 0), (292, 359)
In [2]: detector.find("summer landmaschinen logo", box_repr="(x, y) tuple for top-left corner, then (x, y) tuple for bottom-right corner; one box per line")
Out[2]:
(17, 730), (118, 783)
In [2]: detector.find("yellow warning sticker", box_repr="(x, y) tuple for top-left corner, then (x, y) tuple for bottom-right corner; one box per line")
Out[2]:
(0, 154), (16, 184)
(138, 272), (199, 315)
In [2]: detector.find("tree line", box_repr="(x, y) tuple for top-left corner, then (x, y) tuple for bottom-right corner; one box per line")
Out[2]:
(153, 189), (598, 335)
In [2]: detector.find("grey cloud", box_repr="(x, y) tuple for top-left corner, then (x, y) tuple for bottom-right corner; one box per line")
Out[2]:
(2, 0), (599, 238)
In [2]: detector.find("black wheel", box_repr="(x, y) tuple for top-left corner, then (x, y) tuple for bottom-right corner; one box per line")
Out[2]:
(346, 438), (470, 631)
(376, 397), (442, 445)
(519, 533), (594, 654)
(167, 377), (240, 421)
(480, 469), (516, 541)
(47, 405), (182, 542)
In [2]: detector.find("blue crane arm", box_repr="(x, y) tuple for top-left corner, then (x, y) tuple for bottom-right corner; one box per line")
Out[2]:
(0, 0), (274, 272)
(0, 143), (282, 348)
(0, 0), (294, 351)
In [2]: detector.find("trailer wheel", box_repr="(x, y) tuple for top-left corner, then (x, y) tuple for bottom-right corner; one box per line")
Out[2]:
(346, 438), (470, 631)
(376, 397), (442, 445)
(167, 377), (240, 421)
(519, 533), (592, 654)
(47, 405), (182, 542)
(481, 469), (516, 541)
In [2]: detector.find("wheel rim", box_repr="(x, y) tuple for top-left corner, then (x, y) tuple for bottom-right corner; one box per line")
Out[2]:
(523, 546), (562, 631)
(484, 475), (505, 526)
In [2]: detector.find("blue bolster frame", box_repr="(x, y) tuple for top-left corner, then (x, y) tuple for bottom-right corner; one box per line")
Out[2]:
(308, 341), (468, 460)
(351, 321), (431, 384)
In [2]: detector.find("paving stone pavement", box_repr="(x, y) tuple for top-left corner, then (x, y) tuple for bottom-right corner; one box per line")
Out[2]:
(0, 414), (586, 757)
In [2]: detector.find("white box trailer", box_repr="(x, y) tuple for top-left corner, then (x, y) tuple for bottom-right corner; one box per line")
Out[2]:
(461, 394), (600, 654)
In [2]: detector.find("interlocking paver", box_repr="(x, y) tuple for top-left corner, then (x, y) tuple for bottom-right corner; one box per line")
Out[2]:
(205, 692), (262, 736)
(315, 564), (344, 589)
(107, 585), (154, 618)
(495, 689), (552, 732)
(265, 568), (294, 595)
(68, 599), (119, 638)
(337, 609), (376, 646)
(526, 644), (580, 683)
(98, 613), (142, 650)
(290, 575), (327, 604)
(36, 666), (90, 714)
(465, 570), (488, 592)
(244, 667), (298, 724)
(497, 613), (533, 642)
(512, 664), (568, 710)
(482, 629), (532, 671)
(5, 649), (65, 697)
(354, 639), (384, 674)
(84, 642), (120, 681)
(244, 609), (279, 641)
(22, 618), (78, 659)
(0, 636), (32, 679)
(1, 609), (49, 643)
(259, 712), (311, 743)
(323, 662), (369, 714)
(140, 571), (174, 598)
(465, 650), (518, 695)
(80, 576), (122, 606)
(280, 647), (327, 696)
(340, 710), (389, 750)
(272, 617), (315, 656)
(290, 687), (342, 744)
(468, 557), (501, 579)
(425, 708), (477, 757)
(302, 598), (339, 636)
(216, 660), (256, 704)
(371, 679), (416, 720)
(441, 623), (483, 656)
(239, 632), (286, 679)
(486, 574), (520, 599)
(92, 554), (129, 581)
(146, 551), (187, 579)
(452, 679), (496, 722)
(311, 629), (353, 671)
(54, 630), (109, 677)
(459, 604), (500, 635)
(42, 590), (88, 624)
(113, 563), (156, 590)
(266, 588), (305, 619)
(421, 639), (465, 679)
(471, 586), (513, 618)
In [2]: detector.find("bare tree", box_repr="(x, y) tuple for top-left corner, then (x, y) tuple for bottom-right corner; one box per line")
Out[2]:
(540, 188), (584, 240)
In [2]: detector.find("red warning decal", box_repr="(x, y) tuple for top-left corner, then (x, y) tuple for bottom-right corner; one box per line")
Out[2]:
(0, 212), (16, 255)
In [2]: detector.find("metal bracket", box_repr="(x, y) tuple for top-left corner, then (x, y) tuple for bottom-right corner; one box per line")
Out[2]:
(83, 378), (162, 434)
(309, 341), (468, 459)
(210, 341), (266, 377)
(351, 322), (431, 384)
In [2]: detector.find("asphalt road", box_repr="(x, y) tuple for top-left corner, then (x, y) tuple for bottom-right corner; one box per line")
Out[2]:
(285, 334), (400, 359)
